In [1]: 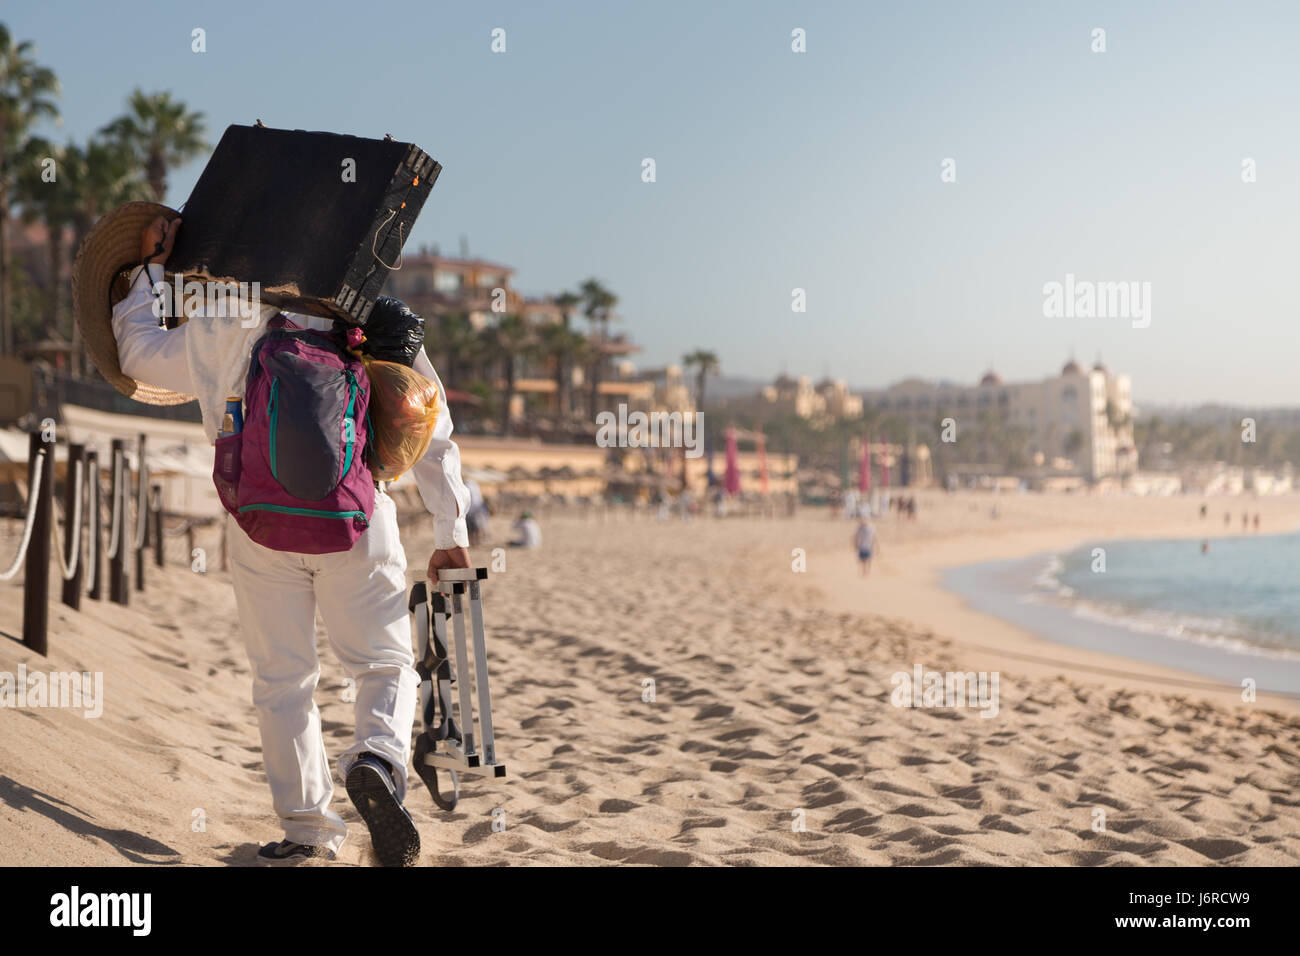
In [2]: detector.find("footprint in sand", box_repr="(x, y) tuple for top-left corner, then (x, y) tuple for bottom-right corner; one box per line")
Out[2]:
(1177, 837), (1250, 860)
(693, 703), (733, 720)
(801, 779), (848, 808)
(598, 798), (640, 813)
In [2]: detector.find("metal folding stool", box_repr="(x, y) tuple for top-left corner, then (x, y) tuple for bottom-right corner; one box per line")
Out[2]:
(409, 567), (506, 811)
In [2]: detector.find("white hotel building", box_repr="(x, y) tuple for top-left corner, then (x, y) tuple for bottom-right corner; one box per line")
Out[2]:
(860, 360), (1137, 481)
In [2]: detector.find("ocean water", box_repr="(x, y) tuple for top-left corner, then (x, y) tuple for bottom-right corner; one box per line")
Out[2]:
(1049, 533), (1300, 659)
(942, 533), (1300, 695)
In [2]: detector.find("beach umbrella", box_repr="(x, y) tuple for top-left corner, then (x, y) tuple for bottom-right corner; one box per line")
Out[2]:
(0, 429), (32, 461)
(723, 426), (741, 496)
(462, 466), (508, 484)
(0, 428), (33, 483)
(757, 433), (769, 496)
(859, 434), (871, 492)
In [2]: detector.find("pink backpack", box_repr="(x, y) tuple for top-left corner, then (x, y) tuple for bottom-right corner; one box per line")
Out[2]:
(213, 316), (375, 554)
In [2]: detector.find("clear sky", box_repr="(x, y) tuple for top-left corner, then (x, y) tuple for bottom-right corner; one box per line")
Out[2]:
(7, 0), (1300, 406)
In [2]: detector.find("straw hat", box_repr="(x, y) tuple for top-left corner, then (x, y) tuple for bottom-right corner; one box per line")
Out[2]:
(71, 201), (195, 405)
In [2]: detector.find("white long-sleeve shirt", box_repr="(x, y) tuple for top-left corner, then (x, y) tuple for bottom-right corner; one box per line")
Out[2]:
(111, 266), (470, 549)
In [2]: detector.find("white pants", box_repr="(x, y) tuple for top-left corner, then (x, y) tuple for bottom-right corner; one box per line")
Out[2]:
(227, 491), (419, 853)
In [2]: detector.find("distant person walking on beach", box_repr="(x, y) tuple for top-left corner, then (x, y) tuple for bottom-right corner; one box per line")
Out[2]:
(83, 211), (472, 866)
(853, 518), (877, 576)
(464, 478), (491, 546)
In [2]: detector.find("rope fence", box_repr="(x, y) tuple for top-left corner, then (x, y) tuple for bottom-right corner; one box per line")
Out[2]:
(52, 459), (82, 582)
(3, 430), (215, 656)
(0, 444), (46, 583)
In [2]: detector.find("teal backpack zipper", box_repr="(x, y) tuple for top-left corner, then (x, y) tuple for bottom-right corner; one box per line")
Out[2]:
(267, 378), (280, 480)
(342, 369), (359, 477)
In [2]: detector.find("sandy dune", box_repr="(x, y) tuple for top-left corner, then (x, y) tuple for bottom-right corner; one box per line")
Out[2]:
(2, 494), (1300, 865)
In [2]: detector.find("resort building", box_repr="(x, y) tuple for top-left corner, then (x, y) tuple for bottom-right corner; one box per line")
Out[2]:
(859, 360), (1137, 481)
(383, 246), (524, 329)
(636, 365), (697, 416)
(761, 375), (864, 425)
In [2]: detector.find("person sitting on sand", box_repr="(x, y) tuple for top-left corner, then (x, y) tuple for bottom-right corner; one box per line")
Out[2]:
(97, 214), (472, 867)
(510, 511), (543, 549)
(854, 518), (876, 576)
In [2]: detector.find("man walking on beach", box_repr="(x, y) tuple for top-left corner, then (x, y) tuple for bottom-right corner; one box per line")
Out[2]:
(102, 214), (471, 866)
(854, 518), (876, 576)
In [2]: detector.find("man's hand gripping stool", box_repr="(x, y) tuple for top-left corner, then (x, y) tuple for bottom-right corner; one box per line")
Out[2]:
(409, 568), (506, 811)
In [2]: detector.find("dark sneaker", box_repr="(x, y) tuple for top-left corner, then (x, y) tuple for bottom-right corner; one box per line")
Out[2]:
(257, 840), (331, 863)
(346, 753), (421, 867)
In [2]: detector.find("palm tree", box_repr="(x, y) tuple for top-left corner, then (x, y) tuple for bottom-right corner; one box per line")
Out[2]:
(553, 289), (581, 329)
(100, 90), (207, 202)
(14, 137), (77, 343)
(549, 290), (583, 416)
(540, 321), (584, 420)
(579, 277), (617, 416)
(62, 138), (149, 373)
(566, 334), (599, 432)
(487, 314), (536, 436)
(682, 349), (720, 413)
(67, 137), (151, 252)
(14, 136), (149, 360)
(0, 25), (59, 356)
(435, 311), (478, 386)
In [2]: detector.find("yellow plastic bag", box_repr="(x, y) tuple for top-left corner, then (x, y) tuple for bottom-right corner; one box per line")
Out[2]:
(361, 355), (440, 482)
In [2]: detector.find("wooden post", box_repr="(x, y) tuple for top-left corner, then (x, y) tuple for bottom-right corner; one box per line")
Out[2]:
(152, 483), (164, 568)
(61, 443), (85, 611)
(135, 433), (146, 591)
(109, 439), (127, 605)
(87, 450), (103, 601)
(22, 431), (53, 655)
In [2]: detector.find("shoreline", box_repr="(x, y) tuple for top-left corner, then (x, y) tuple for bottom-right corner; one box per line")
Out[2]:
(943, 548), (1300, 698)
(801, 491), (1300, 715)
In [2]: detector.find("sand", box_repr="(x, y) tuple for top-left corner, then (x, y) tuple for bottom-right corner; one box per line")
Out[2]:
(2, 491), (1300, 866)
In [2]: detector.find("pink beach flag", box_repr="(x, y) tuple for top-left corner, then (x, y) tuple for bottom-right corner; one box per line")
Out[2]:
(724, 427), (741, 496)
